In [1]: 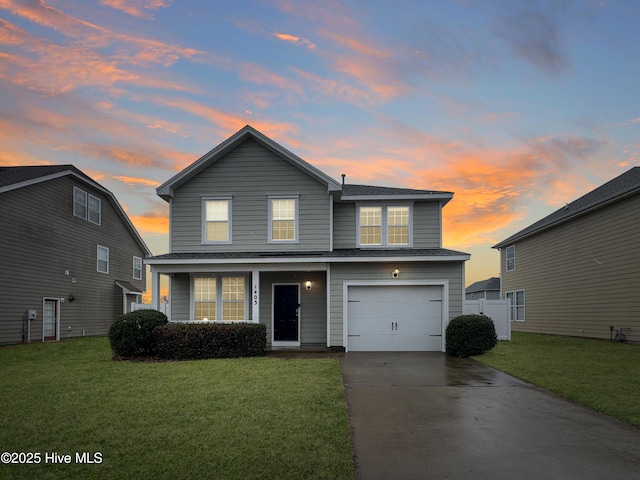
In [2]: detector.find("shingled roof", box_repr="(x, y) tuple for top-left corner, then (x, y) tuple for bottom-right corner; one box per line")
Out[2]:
(494, 167), (640, 248)
(0, 165), (92, 189)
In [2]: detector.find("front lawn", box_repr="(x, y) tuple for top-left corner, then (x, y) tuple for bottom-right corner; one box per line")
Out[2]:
(475, 332), (640, 427)
(0, 338), (355, 480)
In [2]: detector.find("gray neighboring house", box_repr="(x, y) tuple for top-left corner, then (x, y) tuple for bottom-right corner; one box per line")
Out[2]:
(0, 165), (150, 345)
(465, 277), (500, 300)
(493, 166), (640, 343)
(147, 126), (470, 352)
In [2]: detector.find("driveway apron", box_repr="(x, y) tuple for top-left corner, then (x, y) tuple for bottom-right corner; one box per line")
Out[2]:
(340, 352), (640, 480)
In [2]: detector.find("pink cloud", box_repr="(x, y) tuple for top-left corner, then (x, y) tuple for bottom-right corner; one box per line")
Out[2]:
(101, 0), (171, 19)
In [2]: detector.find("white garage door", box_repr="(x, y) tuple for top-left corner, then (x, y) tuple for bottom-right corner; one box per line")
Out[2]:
(347, 285), (443, 351)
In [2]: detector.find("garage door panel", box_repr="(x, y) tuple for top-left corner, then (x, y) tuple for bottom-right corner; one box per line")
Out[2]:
(347, 285), (443, 352)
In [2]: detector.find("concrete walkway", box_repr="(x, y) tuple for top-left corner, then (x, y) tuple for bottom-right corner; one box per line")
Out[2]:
(340, 352), (640, 480)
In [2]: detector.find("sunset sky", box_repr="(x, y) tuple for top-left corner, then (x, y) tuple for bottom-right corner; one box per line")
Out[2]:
(1, 0), (639, 290)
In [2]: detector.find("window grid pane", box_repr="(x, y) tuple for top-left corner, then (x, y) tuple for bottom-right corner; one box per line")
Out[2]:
(195, 303), (216, 321)
(272, 199), (295, 220)
(222, 277), (245, 321)
(272, 220), (295, 240)
(387, 226), (409, 245)
(74, 188), (87, 219)
(88, 195), (101, 224)
(206, 201), (228, 221)
(360, 207), (382, 245)
(195, 278), (217, 321)
(195, 278), (216, 301)
(206, 222), (228, 241)
(97, 246), (108, 273)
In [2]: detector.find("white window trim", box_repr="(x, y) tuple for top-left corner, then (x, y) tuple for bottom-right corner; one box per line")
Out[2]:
(202, 197), (232, 244)
(133, 256), (142, 280)
(268, 195), (299, 244)
(506, 245), (515, 272)
(190, 274), (250, 322)
(97, 245), (109, 274)
(356, 204), (413, 248)
(505, 289), (525, 321)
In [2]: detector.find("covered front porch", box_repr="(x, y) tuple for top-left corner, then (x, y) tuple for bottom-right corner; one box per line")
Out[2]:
(147, 259), (329, 348)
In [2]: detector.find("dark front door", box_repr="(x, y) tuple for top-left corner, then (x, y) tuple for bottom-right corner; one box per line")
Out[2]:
(273, 284), (299, 342)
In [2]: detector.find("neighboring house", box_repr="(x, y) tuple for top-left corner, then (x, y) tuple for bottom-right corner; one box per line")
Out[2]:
(0, 165), (150, 345)
(493, 167), (640, 343)
(465, 277), (500, 300)
(147, 126), (470, 352)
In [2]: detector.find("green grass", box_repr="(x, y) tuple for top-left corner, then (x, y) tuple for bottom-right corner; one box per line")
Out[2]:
(0, 338), (355, 480)
(475, 332), (640, 427)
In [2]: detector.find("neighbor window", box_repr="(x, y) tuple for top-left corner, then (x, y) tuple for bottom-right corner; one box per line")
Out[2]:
(97, 245), (109, 273)
(203, 198), (231, 243)
(74, 187), (87, 219)
(194, 275), (247, 321)
(358, 205), (411, 246)
(506, 245), (515, 271)
(506, 290), (525, 321)
(269, 197), (298, 242)
(133, 256), (142, 280)
(74, 187), (101, 224)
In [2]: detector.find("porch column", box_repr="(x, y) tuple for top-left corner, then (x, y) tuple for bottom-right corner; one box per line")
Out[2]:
(151, 269), (161, 310)
(251, 269), (260, 323)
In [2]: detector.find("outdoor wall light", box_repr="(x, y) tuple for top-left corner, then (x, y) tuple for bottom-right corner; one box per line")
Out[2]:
(392, 268), (400, 278)
(306, 281), (312, 290)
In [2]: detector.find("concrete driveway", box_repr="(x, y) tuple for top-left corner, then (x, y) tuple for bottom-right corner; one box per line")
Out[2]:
(340, 352), (640, 480)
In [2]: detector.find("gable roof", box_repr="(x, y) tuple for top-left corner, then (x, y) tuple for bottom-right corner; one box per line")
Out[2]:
(466, 277), (500, 293)
(494, 167), (640, 249)
(341, 184), (453, 204)
(0, 165), (151, 256)
(156, 125), (343, 201)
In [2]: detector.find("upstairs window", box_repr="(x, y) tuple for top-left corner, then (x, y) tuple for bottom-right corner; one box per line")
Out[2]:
(358, 205), (411, 247)
(203, 198), (231, 243)
(506, 245), (515, 271)
(74, 187), (101, 225)
(269, 197), (298, 243)
(387, 206), (409, 245)
(74, 187), (87, 219)
(359, 207), (382, 245)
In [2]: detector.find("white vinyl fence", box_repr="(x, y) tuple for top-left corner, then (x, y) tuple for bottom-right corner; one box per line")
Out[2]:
(463, 298), (511, 340)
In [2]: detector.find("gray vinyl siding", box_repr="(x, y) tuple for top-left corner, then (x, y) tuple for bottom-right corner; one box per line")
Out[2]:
(332, 201), (442, 249)
(169, 273), (191, 322)
(501, 193), (640, 343)
(413, 202), (442, 248)
(0, 176), (146, 345)
(328, 261), (465, 347)
(171, 139), (331, 253)
(333, 202), (356, 248)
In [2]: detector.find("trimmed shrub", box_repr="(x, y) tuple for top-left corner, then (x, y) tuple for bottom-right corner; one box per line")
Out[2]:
(109, 309), (168, 358)
(154, 322), (267, 360)
(446, 314), (497, 357)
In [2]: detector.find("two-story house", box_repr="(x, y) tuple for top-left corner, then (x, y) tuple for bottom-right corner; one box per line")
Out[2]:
(0, 165), (150, 345)
(494, 166), (640, 343)
(147, 126), (469, 352)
